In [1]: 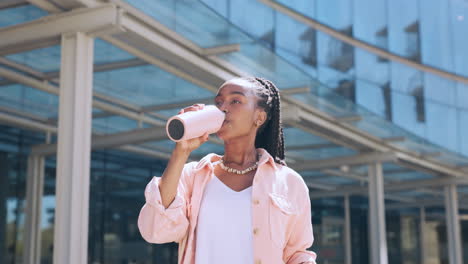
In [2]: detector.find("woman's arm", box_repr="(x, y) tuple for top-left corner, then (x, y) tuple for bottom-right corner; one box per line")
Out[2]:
(137, 149), (195, 244)
(159, 147), (191, 208)
(138, 104), (209, 244)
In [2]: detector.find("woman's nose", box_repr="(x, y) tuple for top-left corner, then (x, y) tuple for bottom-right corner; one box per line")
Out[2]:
(218, 103), (228, 113)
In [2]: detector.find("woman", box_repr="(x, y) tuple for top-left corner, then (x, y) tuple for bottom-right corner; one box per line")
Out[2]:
(138, 77), (317, 264)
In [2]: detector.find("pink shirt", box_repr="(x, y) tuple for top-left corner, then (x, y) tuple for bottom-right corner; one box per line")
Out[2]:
(137, 148), (317, 264)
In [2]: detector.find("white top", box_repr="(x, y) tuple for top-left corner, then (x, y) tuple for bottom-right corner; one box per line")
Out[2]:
(194, 173), (254, 264)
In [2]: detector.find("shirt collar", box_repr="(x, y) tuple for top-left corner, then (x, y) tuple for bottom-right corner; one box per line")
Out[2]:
(193, 147), (278, 173)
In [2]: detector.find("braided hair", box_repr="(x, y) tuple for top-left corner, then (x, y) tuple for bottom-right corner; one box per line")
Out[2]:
(240, 77), (286, 166)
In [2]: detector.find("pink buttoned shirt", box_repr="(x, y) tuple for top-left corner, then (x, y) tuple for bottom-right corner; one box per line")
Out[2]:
(137, 148), (317, 264)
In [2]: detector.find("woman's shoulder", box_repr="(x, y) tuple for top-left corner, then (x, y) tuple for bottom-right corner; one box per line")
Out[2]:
(275, 164), (309, 191)
(276, 163), (303, 179)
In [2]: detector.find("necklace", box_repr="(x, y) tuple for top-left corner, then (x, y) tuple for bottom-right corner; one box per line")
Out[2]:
(219, 153), (260, 175)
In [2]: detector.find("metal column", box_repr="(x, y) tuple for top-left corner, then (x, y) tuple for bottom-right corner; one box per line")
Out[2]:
(53, 32), (94, 264)
(0, 153), (8, 263)
(419, 207), (427, 264)
(444, 184), (462, 264)
(23, 155), (45, 264)
(368, 162), (388, 264)
(344, 195), (352, 264)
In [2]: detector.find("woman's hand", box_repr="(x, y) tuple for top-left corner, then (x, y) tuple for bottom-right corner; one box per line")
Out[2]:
(174, 103), (210, 154)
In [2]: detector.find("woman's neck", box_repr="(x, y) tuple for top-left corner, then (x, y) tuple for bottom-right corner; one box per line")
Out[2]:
(222, 144), (258, 167)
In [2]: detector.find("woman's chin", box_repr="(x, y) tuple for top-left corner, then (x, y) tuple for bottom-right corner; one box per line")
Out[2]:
(216, 130), (226, 139)
(216, 129), (230, 141)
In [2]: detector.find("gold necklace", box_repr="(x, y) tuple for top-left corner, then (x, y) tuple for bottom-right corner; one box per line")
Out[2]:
(219, 153), (260, 175)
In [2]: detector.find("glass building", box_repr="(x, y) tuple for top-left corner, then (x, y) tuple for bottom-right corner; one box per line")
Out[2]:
(0, 0), (467, 264)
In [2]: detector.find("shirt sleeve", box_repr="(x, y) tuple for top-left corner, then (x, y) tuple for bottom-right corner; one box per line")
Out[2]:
(137, 162), (196, 244)
(283, 182), (317, 264)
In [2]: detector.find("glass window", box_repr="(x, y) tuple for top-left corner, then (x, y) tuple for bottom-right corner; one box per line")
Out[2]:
(0, 5), (47, 27)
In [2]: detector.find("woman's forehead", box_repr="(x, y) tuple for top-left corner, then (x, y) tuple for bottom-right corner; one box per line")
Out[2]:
(217, 79), (256, 96)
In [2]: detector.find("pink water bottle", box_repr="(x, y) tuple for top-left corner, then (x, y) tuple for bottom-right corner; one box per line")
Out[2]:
(166, 105), (226, 142)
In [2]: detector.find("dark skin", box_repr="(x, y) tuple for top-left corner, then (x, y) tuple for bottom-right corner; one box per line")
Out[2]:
(176, 78), (267, 192)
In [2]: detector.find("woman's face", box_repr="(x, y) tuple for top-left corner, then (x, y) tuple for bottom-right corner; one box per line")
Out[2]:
(214, 79), (266, 141)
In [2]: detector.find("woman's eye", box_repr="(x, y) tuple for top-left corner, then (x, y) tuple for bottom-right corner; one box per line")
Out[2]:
(215, 100), (239, 106)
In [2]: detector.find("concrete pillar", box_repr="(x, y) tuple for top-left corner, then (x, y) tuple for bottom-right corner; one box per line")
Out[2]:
(368, 162), (388, 264)
(0, 152), (8, 264)
(344, 195), (352, 264)
(444, 184), (462, 264)
(53, 31), (94, 264)
(23, 155), (45, 264)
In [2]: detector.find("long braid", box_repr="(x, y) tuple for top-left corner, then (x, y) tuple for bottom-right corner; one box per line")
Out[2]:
(242, 77), (286, 166)
(264, 79), (285, 165)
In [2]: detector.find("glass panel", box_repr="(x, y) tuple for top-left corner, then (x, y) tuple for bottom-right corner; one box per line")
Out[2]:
(40, 149), (183, 263)
(386, 210), (422, 264)
(392, 132), (468, 166)
(217, 43), (316, 89)
(434, 152), (468, 167)
(392, 190), (440, 200)
(6, 45), (61, 73)
(458, 185), (468, 194)
(227, 0), (274, 45)
(155, 108), (183, 119)
(4, 39), (135, 74)
(386, 171), (433, 182)
(314, 176), (357, 186)
(350, 114), (410, 139)
(0, 125), (47, 263)
(300, 170), (326, 179)
(267, 0), (424, 65)
(92, 116), (138, 134)
(420, 1), (453, 71)
(290, 88), (363, 118)
(0, 84), (58, 118)
(337, 162), (436, 182)
(459, 109), (468, 157)
(450, 0), (468, 77)
(309, 197), (345, 264)
(287, 147), (356, 160)
(94, 39), (136, 65)
(141, 140), (224, 158)
(40, 160), (56, 264)
(0, 5), (47, 27)
(142, 140), (175, 152)
(200, 0), (229, 17)
(284, 127), (331, 146)
(124, 0), (251, 48)
(380, 162), (434, 181)
(424, 75), (458, 151)
(93, 64), (213, 108)
(288, 85), (468, 167)
(388, 0), (420, 60)
(353, 0), (387, 48)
